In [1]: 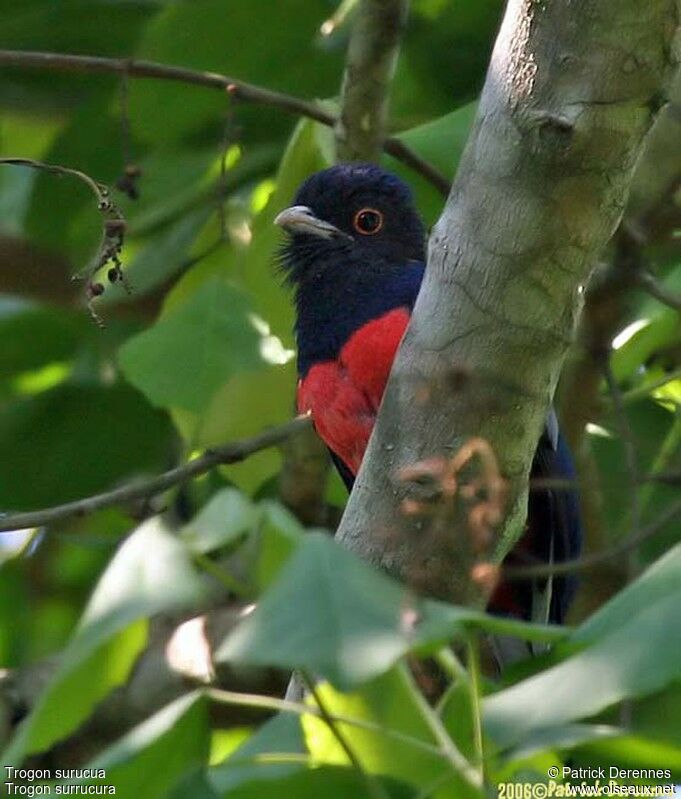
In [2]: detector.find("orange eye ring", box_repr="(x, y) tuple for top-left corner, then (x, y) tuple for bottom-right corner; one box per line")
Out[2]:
(353, 207), (384, 235)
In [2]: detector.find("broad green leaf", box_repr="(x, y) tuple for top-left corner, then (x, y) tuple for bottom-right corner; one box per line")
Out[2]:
(570, 734), (681, 778)
(80, 516), (207, 631)
(3, 619), (147, 762)
(209, 712), (306, 795)
(131, 0), (343, 147)
(79, 693), (210, 799)
(385, 103), (476, 224)
(101, 206), (214, 305)
(0, 303), (88, 380)
(250, 500), (306, 590)
(0, 383), (173, 510)
(484, 545), (681, 751)
(217, 533), (565, 690)
(118, 278), (268, 413)
(303, 668), (455, 791)
(3, 517), (207, 762)
(239, 116), (335, 342)
(500, 724), (620, 767)
(213, 763), (412, 799)
(574, 543), (681, 644)
(181, 488), (260, 554)
(172, 360), (295, 488)
(611, 310), (681, 382)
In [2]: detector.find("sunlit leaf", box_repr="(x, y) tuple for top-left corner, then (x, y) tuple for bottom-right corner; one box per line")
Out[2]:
(119, 278), (268, 413)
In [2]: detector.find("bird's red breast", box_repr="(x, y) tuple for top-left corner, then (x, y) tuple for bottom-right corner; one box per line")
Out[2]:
(297, 307), (411, 474)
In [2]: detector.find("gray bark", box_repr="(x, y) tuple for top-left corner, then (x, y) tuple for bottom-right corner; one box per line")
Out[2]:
(335, 0), (409, 161)
(336, 0), (679, 605)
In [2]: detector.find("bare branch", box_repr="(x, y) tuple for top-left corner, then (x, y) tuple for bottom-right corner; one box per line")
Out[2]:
(0, 416), (310, 533)
(0, 49), (448, 196)
(335, 0), (409, 161)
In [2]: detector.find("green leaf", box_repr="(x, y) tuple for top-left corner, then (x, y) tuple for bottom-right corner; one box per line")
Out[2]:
(172, 361), (295, 491)
(181, 487), (260, 554)
(0, 303), (87, 380)
(3, 517), (207, 762)
(80, 516), (207, 632)
(385, 103), (476, 223)
(118, 278), (269, 413)
(213, 763), (412, 799)
(216, 533), (564, 689)
(611, 310), (681, 383)
(209, 713), (306, 795)
(250, 500), (306, 590)
(0, 383), (173, 510)
(570, 734), (681, 778)
(80, 693), (210, 799)
(484, 544), (681, 751)
(4, 620), (147, 762)
(130, 0), (344, 147)
(302, 669), (450, 789)
(239, 116), (335, 342)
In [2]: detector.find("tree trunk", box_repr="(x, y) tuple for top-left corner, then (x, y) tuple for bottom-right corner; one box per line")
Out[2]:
(336, 0), (679, 605)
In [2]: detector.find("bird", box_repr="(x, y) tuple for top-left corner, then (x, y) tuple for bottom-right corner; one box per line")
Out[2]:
(275, 162), (581, 627)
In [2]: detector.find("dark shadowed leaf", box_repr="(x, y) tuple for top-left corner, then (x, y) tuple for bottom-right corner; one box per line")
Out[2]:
(0, 382), (173, 510)
(82, 693), (210, 799)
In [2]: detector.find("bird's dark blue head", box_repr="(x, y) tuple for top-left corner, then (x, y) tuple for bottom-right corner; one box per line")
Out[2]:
(275, 164), (427, 375)
(276, 163), (425, 283)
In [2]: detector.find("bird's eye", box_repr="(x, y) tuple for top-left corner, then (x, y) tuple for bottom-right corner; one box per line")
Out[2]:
(353, 208), (384, 235)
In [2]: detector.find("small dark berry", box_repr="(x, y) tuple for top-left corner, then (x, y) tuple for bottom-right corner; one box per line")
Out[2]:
(90, 282), (105, 297)
(108, 267), (120, 283)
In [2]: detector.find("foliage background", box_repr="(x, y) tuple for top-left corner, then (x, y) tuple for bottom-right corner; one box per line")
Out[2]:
(0, 1), (679, 796)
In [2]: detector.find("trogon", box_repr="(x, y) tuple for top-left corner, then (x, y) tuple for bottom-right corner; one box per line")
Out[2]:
(275, 163), (581, 627)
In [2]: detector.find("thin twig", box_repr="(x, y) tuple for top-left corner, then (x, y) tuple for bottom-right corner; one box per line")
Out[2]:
(301, 673), (391, 799)
(619, 367), (681, 405)
(0, 49), (449, 195)
(465, 635), (484, 777)
(208, 686), (443, 757)
(636, 268), (681, 311)
(0, 416), (311, 533)
(433, 647), (468, 716)
(0, 157), (126, 324)
(399, 664), (482, 790)
(192, 551), (251, 597)
(505, 497), (681, 579)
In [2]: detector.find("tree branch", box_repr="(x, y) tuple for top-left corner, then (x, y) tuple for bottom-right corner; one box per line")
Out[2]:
(0, 416), (310, 533)
(636, 266), (681, 310)
(505, 497), (681, 579)
(0, 49), (448, 196)
(335, 0), (679, 606)
(335, 0), (409, 161)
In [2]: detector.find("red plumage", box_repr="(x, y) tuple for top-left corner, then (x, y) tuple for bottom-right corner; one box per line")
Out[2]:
(297, 308), (410, 474)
